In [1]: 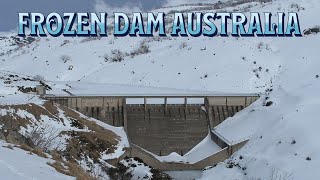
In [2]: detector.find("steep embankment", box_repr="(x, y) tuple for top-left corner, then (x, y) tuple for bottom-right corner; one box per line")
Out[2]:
(0, 72), (132, 179)
(0, 100), (129, 179)
(200, 32), (320, 179)
(198, 0), (320, 179)
(0, 140), (74, 180)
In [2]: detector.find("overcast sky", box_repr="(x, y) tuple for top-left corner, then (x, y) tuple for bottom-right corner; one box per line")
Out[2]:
(0, 0), (166, 31)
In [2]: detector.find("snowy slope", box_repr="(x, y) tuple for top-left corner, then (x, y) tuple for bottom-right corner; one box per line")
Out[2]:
(0, 141), (74, 180)
(198, 0), (320, 179)
(200, 33), (320, 180)
(0, 0), (284, 93)
(0, 72), (130, 179)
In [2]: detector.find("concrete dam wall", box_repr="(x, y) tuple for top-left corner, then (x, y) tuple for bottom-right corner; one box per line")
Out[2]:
(44, 95), (259, 156)
(126, 105), (208, 156)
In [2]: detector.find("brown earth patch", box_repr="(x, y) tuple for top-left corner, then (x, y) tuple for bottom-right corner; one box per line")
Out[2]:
(64, 130), (118, 163)
(49, 147), (98, 179)
(0, 101), (121, 179)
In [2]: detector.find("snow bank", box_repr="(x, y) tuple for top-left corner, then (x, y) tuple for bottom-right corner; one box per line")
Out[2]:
(0, 141), (74, 180)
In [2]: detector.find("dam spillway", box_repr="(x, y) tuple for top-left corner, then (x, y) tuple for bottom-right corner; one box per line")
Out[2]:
(43, 93), (259, 156)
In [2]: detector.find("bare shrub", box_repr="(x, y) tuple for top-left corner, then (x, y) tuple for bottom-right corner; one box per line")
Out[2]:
(103, 41), (151, 62)
(60, 55), (71, 63)
(153, 36), (161, 42)
(103, 49), (126, 62)
(291, 3), (304, 11)
(179, 42), (188, 49)
(61, 40), (70, 46)
(138, 42), (150, 54)
(130, 42), (151, 58)
(109, 49), (125, 62)
(48, 160), (96, 180)
(33, 75), (45, 82)
(80, 36), (101, 43)
(257, 42), (264, 49)
(241, 4), (253, 12)
(200, 45), (207, 51)
(103, 54), (109, 62)
(304, 26), (320, 35)
(68, 65), (74, 70)
(18, 144), (48, 158)
(264, 101), (273, 107)
(28, 124), (61, 152)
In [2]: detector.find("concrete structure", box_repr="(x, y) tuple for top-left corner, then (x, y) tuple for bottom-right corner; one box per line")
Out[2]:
(126, 104), (207, 155)
(40, 84), (259, 170)
(36, 85), (46, 95)
(44, 94), (259, 156)
(205, 96), (259, 128)
(107, 140), (248, 171)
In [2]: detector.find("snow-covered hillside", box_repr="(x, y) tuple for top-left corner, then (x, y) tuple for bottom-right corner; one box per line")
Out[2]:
(0, 0), (320, 179)
(0, 140), (75, 180)
(0, 73), (130, 179)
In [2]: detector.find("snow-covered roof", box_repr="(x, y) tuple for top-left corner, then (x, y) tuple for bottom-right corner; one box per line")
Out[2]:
(44, 81), (259, 97)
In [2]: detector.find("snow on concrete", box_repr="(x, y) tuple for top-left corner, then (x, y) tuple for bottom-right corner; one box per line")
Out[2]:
(0, 141), (74, 180)
(45, 81), (223, 96)
(144, 132), (222, 164)
(185, 133), (222, 164)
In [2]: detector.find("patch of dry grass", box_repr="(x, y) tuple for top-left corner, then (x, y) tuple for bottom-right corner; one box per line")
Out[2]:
(58, 104), (120, 163)
(49, 152), (96, 179)
(0, 102), (61, 131)
(65, 131), (118, 163)
(17, 144), (48, 158)
(0, 101), (121, 179)
(47, 159), (97, 180)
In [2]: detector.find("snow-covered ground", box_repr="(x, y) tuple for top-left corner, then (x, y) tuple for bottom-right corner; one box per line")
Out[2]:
(185, 133), (222, 164)
(165, 170), (203, 180)
(0, 141), (74, 180)
(200, 34), (320, 179)
(45, 81), (222, 96)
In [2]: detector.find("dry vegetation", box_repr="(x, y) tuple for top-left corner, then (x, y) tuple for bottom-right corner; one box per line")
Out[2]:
(0, 101), (120, 179)
(304, 26), (320, 35)
(47, 160), (97, 180)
